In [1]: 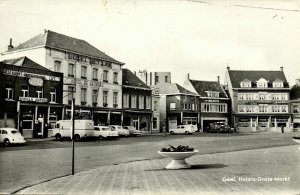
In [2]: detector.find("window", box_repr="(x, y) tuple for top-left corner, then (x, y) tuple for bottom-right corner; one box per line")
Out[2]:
(81, 66), (87, 79)
(92, 68), (98, 80)
(21, 85), (29, 97)
(206, 91), (219, 98)
(259, 105), (268, 113)
(113, 72), (118, 84)
(153, 117), (158, 129)
(154, 101), (158, 111)
(155, 76), (159, 84)
(92, 90), (98, 104)
(54, 61), (61, 72)
(68, 86), (74, 104)
(68, 64), (75, 77)
(201, 103), (227, 113)
(146, 96), (151, 109)
(50, 88), (56, 103)
(131, 95), (137, 108)
(103, 70), (108, 82)
(36, 87), (43, 98)
(5, 85), (13, 100)
(81, 88), (87, 104)
(68, 53), (79, 60)
(113, 92), (118, 106)
(246, 106), (254, 113)
(183, 103), (188, 110)
(170, 103), (176, 110)
(240, 82), (251, 88)
(239, 106), (245, 113)
(165, 76), (168, 83)
(139, 95), (144, 109)
(281, 106), (287, 113)
(123, 94), (129, 108)
(293, 105), (299, 113)
(272, 106), (280, 113)
(79, 56), (87, 62)
(273, 81), (283, 88)
(257, 78), (268, 88)
(258, 93), (267, 100)
(103, 91), (108, 106)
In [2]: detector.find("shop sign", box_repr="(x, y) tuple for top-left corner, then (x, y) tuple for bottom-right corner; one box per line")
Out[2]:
(19, 97), (48, 103)
(28, 77), (43, 86)
(77, 80), (101, 87)
(3, 69), (60, 81)
(205, 99), (219, 103)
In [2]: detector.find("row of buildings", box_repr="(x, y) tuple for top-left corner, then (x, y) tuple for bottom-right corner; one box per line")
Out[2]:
(0, 30), (299, 138)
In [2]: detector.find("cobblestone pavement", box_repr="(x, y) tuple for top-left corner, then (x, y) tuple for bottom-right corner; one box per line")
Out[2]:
(18, 145), (300, 194)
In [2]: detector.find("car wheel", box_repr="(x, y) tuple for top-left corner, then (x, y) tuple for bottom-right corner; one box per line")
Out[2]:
(99, 135), (103, 140)
(3, 139), (10, 146)
(170, 131), (174, 135)
(185, 131), (189, 135)
(55, 134), (62, 141)
(73, 134), (81, 141)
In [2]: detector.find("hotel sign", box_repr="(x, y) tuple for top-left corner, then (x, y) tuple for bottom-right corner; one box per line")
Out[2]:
(19, 97), (48, 103)
(77, 80), (101, 87)
(29, 77), (43, 86)
(3, 69), (60, 81)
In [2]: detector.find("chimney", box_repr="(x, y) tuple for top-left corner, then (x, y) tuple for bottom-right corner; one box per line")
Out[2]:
(217, 76), (220, 83)
(226, 66), (230, 71)
(7, 38), (14, 51)
(280, 66), (283, 72)
(186, 73), (190, 80)
(296, 79), (300, 86)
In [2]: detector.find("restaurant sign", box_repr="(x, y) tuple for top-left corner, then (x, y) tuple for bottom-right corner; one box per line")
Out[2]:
(19, 97), (48, 103)
(3, 69), (60, 81)
(29, 77), (43, 86)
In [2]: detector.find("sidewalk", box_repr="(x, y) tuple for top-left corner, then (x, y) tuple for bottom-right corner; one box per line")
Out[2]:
(18, 145), (300, 194)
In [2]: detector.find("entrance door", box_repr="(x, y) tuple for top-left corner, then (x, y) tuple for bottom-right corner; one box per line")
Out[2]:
(133, 118), (139, 130)
(169, 120), (177, 130)
(37, 115), (44, 137)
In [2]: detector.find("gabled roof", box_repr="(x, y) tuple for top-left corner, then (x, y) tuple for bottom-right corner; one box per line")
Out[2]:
(290, 85), (300, 100)
(241, 79), (251, 82)
(189, 79), (227, 98)
(122, 68), (150, 89)
(5, 30), (123, 65)
(228, 70), (289, 88)
(158, 83), (196, 95)
(1, 56), (51, 72)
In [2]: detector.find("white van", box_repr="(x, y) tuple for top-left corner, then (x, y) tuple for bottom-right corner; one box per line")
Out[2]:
(52, 120), (94, 141)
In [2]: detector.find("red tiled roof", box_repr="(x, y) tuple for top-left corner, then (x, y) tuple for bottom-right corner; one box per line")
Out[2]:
(228, 70), (289, 88)
(122, 68), (150, 89)
(158, 83), (196, 95)
(6, 30), (123, 65)
(189, 79), (228, 98)
(1, 56), (51, 72)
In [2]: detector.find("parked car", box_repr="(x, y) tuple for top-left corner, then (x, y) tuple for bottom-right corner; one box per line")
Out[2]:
(220, 125), (234, 133)
(94, 126), (119, 139)
(0, 128), (26, 146)
(169, 125), (196, 135)
(122, 126), (143, 136)
(109, 125), (130, 137)
(52, 120), (94, 141)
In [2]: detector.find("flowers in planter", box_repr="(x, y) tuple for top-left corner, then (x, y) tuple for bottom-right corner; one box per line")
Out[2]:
(161, 144), (194, 152)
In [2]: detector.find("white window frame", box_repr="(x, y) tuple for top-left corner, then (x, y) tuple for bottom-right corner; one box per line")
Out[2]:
(113, 92), (118, 105)
(22, 85), (29, 97)
(131, 95), (137, 108)
(92, 68), (98, 80)
(54, 61), (61, 72)
(146, 96), (151, 109)
(103, 91), (108, 105)
(139, 95), (144, 109)
(36, 87), (43, 98)
(81, 66), (87, 78)
(68, 63), (74, 77)
(50, 88), (56, 103)
(92, 89), (98, 103)
(170, 103), (176, 110)
(81, 88), (87, 103)
(6, 87), (13, 100)
(123, 94), (129, 108)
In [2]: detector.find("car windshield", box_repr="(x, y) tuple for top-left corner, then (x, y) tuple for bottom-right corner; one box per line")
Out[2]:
(11, 130), (19, 134)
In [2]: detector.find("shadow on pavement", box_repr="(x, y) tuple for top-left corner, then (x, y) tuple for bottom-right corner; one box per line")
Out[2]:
(145, 163), (228, 171)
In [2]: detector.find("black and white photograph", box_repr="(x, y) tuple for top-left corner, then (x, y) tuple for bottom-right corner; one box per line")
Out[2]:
(0, 0), (300, 194)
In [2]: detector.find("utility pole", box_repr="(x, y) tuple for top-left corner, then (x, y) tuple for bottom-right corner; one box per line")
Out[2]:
(71, 97), (75, 175)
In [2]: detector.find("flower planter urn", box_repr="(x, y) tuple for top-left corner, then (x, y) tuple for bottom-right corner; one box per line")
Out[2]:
(292, 137), (300, 144)
(158, 150), (199, 169)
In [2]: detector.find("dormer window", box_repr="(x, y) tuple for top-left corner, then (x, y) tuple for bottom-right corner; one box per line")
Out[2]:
(257, 78), (268, 88)
(273, 79), (283, 88)
(240, 79), (251, 88)
(206, 91), (219, 98)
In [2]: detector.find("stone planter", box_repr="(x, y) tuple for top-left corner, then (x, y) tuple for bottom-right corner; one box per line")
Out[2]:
(292, 137), (300, 144)
(157, 150), (199, 169)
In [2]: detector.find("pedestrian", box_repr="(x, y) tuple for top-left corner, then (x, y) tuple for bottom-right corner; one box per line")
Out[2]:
(281, 125), (284, 133)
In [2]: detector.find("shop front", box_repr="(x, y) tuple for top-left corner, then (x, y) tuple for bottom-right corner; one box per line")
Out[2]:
(201, 117), (228, 132)
(123, 111), (152, 132)
(19, 104), (63, 138)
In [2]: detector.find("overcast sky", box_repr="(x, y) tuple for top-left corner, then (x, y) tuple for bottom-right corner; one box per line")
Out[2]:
(0, 0), (299, 85)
